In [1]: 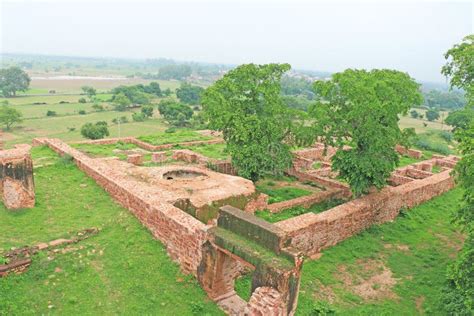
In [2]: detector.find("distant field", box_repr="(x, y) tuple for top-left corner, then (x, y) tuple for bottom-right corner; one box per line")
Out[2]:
(29, 77), (181, 94)
(399, 116), (451, 133)
(4, 111), (168, 147)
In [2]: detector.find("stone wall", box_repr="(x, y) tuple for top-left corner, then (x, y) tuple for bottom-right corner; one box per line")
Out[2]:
(274, 169), (455, 257)
(0, 145), (35, 209)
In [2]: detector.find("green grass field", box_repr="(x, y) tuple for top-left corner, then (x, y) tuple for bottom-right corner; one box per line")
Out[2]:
(0, 147), (222, 315)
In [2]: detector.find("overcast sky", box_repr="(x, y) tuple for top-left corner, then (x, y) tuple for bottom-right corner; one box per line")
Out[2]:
(1, 0), (473, 82)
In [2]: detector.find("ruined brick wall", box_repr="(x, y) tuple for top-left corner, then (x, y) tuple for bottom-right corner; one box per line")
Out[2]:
(0, 145), (35, 209)
(40, 138), (209, 274)
(246, 286), (286, 316)
(72, 136), (224, 152)
(395, 144), (423, 159)
(267, 189), (346, 213)
(275, 170), (455, 257)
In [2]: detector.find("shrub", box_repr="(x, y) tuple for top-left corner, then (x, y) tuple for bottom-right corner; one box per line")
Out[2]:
(78, 97), (87, 103)
(67, 127), (76, 132)
(80, 121), (109, 140)
(92, 103), (104, 111)
(78, 110), (86, 115)
(415, 138), (451, 155)
(46, 110), (57, 117)
(141, 105), (154, 117)
(132, 112), (145, 122)
(440, 130), (453, 142)
(59, 101), (69, 104)
(165, 127), (177, 133)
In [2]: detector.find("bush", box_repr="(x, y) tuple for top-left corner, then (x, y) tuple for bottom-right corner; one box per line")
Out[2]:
(92, 103), (104, 111)
(440, 130), (453, 142)
(141, 105), (154, 117)
(132, 112), (145, 122)
(78, 110), (86, 115)
(59, 101), (69, 104)
(80, 121), (109, 140)
(46, 110), (57, 117)
(415, 138), (451, 155)
(426, 109), (440, 121)
(112, 116), (129, 124)
(165, 127), (177, 133)
(78, 97), (87, 103)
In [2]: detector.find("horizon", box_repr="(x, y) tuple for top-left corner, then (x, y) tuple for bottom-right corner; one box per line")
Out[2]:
(1, 0), (473, 83)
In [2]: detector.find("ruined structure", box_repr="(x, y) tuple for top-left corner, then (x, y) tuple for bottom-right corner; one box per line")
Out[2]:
(31, 137), (458, 315)
(0, 144), (35, 209)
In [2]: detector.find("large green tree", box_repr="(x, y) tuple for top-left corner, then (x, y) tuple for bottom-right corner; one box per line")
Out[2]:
(202, 63), (296, 181)
(0, 67), (31, 97)
(309, 69), (422, 196)
(442, 34), (474, 315)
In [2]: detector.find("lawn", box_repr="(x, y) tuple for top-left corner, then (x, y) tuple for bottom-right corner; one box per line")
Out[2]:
(138, 130), (213, 145)
(255, 176), (318, 204)
(0, 146), (222, 315)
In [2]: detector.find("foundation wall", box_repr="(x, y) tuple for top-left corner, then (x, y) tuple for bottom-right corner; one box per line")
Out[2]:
(41, 139), (209, 274)
(275, 170), (455, 257)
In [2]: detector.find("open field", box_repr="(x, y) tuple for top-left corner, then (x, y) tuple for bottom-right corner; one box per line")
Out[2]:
(0, 147), (223, 315)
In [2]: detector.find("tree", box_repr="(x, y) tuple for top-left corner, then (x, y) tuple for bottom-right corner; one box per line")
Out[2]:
(80, 121), (109, 140)
(309, 69), (422, 196)
(78, 97), (87, 103)
(0, 67), (31, 97)
(426, 109), (440, 121)
(202, 63), (296, 181)
(0, 105), (23, 130)
(141, 105), (154, 117)
(176, 83), (204, 104)
(410, 110), (419, 119)
(113, 92), (131, 111)
(157, 64), (192, 80)
(158, 99), (193, 127)
(442, 34), (474, 315)
(143, 82), (162, 96)
(81, 86), (96, 98)
(446, 108), (474, 131)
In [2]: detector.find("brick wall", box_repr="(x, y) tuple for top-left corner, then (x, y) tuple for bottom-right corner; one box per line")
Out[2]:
(275, 170), (455, 257)
(0, 145), (35, 209)
(41, 138), (209, 274)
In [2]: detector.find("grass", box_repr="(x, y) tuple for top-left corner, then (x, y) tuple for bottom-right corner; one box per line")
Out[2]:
(72, 142), (141, 159)
(255, 198), (347, 223)
(398, 155), (422, 167)
(4, 112), (168, 147)
(294, 188), (464, 315)
(138, 130), (213, 145)
(0, 146), (222, 315)
(181, 143), (228, 159)
(256, 178), (313, 204)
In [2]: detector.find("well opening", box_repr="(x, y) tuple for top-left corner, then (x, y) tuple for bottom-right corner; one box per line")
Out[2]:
(163, 169), (207, 180)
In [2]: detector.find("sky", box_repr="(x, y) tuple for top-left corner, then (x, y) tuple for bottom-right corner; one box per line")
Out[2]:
(1, 0), (473, 82)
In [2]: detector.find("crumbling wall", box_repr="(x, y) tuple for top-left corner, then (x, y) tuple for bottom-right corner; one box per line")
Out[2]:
(275, 169), (455, 257)
(395, 144), (423, 159)
(39, 138), (209, 274)
(0, 145), (35, 209)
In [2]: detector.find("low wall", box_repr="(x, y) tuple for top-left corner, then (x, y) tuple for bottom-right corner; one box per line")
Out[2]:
(40, 138), (209, 274)
(267, 189), (345, 213)
(275, 170), (455, 257)
(395, 144), (423, 159)
(72, 136), (224, 151)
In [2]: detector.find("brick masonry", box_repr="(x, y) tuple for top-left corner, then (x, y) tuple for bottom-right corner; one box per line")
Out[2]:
(274, 156), (457, 257)
(0, 144), (35, 209)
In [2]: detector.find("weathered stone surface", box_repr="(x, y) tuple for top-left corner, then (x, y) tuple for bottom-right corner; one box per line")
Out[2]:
(0, 145), (35, 209)
(127, 154), (143, 165)
(151, 151), (167, 163)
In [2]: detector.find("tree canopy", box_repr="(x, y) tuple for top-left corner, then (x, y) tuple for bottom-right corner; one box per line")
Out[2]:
(309, 69), (422, 196)
(158, 99), (193, 127)
(157, 64), (192, 80)
(176, 83), (204, 105)
(0, 67), (31, 97)
(80, 121), (109, 140)
(442, 34), (474, 315)
(202, 63), (297, 181)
